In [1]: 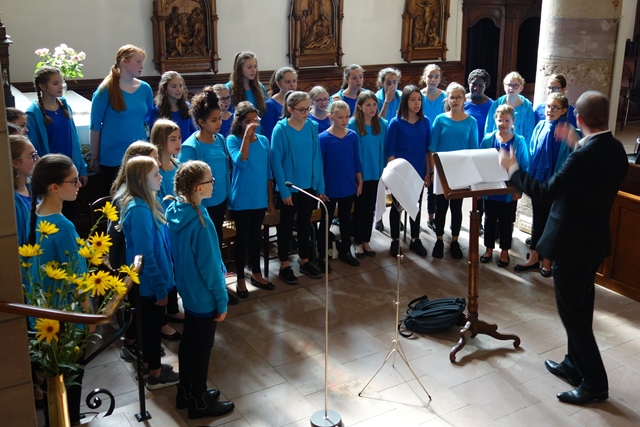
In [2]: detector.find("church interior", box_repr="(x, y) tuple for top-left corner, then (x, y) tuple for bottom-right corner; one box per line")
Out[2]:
(1, 1), (640, 426)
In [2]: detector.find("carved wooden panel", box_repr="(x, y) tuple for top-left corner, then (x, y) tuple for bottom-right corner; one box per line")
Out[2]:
(151, 0), (220, 73)
(401, 0), (450, 63)
(289, 0), (344, 68)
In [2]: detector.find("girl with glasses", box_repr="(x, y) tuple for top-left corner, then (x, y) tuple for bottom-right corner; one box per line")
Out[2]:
(10, 135), (38, 246)
(534, 74), (578, 128)
(212, 84), (233, 136)
(309, 86), (332, 133)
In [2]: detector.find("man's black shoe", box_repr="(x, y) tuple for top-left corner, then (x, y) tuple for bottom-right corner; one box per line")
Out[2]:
(545, 359), (582, 387)
(557, 386), (608, 405)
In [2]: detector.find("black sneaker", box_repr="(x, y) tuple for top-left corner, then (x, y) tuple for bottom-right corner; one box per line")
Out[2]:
(279, 266), (298, 285)
(428, 219), (436, 232)
(299, 262), (322, 279)
(432, 240), (444, 258)
(227, 291), (239, 305)
(409, 239), (428, 257)
(389, 240), (400, 257)
(146, 364), (180, 390)
(450, 241), (463, 259)
(340, 253), (360, 267)
(317, 258), (332, 274)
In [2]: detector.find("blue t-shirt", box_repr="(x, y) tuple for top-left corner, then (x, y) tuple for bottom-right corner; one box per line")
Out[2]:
(147, 105), (198, 143)
(261, 98), (283, 142)
(331, 89), (359, 117)
(375, 89), (402, 121)
(227, 133), (272, 210)
(178, 133), (229, 207)
(430, 114), (479, 153)
(319, 129), (362, 198)
(158, 162), (179, 209)
(224, 81), (267, 115)
(485, 95), (536, 149)
(309, 114), (331, 134)
(90, 81), (154, 167)
(220, 115), (233, 137)
(386, 116), (431, 177)
(347, 118), (387, 182)
(422, 91), (446, 125)
(464, 99), (494, 143)
(45, 110), (73, 158)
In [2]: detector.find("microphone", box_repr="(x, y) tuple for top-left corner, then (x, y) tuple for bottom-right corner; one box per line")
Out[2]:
(285, 181), (293, 187)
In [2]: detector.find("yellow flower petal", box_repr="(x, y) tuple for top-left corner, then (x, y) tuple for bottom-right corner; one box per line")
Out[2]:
(21, 261), (32, 269)
(78, 246), (93, 259)
(95, 201), (119, 222)
(88, 232), (112, 254)
(108, 276), (127, 296)
(34, 318), (59, 343)
(18, 243), (43, 258)
(45, 264), (67, 281)
(67, 273), (84, 287)
(76, 237), (86, 247)
(87, 270), (112, 297)
(88, 253), (103, 267)
(37, 221), (59, 238)
(120, 264), (140, 285)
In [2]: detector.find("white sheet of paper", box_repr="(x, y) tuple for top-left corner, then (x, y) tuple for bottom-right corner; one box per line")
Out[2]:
(437, 149), (509, 189)
(471, 181), (507, 191)
(379, 158), (424, 221)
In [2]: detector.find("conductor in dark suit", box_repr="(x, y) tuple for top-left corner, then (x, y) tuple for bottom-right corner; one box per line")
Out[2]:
(499, 91), (628, 405)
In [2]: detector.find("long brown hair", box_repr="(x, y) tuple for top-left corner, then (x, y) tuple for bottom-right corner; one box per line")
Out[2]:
(229, 101), (259, 137)
(121, 156), (166, 225)
(230, 51), (266, 114)
(354, 91), (381, 136)
(150, 119), (180, 168)
(98, 45), (146, 112)
(34, 66), (70, 125)
(155, 71), (191, 119)
(110, 141), (158, 196)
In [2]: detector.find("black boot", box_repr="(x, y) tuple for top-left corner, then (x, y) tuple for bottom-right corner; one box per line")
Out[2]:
(177, 385), (221, 410)
(188, 391), (234, 419)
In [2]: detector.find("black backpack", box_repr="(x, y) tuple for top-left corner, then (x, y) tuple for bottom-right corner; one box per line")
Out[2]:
(399, 295), (466, 337)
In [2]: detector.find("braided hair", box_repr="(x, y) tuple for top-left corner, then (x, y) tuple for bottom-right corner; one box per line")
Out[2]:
(34, 66), (70, 126)
(172, 160), (211, 227)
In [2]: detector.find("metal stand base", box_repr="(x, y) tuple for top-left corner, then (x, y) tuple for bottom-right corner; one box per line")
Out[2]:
(358, 205), (432, 402)
(135, 411), (151, 422)
(310, 409), (343, 427)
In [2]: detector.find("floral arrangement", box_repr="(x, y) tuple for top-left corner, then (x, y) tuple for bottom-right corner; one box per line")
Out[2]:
(18, 202), (138, 381)
(35, 44), (86, 82)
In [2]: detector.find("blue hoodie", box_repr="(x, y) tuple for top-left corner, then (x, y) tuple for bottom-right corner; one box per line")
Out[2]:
(165, 199), (228, 316)
(122, 197), (175, 301)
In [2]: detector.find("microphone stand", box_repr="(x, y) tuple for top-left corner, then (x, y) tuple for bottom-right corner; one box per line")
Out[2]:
(286, 182), (343, 427)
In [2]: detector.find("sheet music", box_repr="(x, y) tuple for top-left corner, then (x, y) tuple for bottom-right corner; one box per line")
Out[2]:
(471, 182), (507, 191)
(437, 149), (509, 189)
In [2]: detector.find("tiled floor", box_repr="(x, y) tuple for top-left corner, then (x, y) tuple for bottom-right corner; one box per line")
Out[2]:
(57, 188), (640, 427)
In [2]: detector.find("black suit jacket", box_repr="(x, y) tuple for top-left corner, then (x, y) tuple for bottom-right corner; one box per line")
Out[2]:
(510, 131), (628, 266)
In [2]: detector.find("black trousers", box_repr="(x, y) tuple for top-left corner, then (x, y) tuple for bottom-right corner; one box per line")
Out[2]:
(426, 183), (436, 215)
(277, 190), (317, 261)
(318, 195), (354, 258)
(434, 194), (463, 237)
(206, 200), (228, 247)
(232, 208), (266, 279)
(530, 200), (551, 251)
(179, 312), (217, 398)
(139, 295), (166, 371)
(390, 191), (423, 240)
(553, 260), (608, 392)
(483, 199), (517, 250)
(353, 181), (378, 244)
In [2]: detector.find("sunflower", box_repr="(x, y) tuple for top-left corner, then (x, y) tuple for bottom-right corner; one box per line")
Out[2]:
(108, 275), (128, 296)
(76, 237), (86, 247)
(86, 270), (112, 297)
(120, 264), (140, 284)
(34, 318), (60, 343)
(88, 252), (103, 267)
(45, 260), (60, 269)
(67, 273), (85, 287)
(88, 232), (112, 254)
(18, 243), (43, 258)
(37, 221), (59, 238)
(45, 264), (67, 281)
(78, 246), (93, 259)
(95, 201), (118, 222)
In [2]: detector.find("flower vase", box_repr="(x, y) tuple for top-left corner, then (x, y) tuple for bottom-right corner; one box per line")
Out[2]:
(62, 80), (68, 96)
(47, 374), (71, 427)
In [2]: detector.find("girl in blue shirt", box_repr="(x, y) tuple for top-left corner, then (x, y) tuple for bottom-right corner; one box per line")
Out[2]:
(121, 156), (179, 389)
(348, 92), (387, 259)
(375, 67), (403, 121)
(227, 102), (275, 298)
(178, 88), (230, 243)
(387, 85), (432, 258)
(262, 67), (298, 141)
(331, 64), (365, 117)
(90, 45), (154, 192)
(430, 82), (479, 259)
(226, 51), (268, 115)
(271, 91), (327, 284)
(309, 86), (331, 133)
(151, 119), (181, 209)
(420, 64), (446, 123)
(165, 161), (234, 418)
(147, 71), (197, 142)
(213, 84), (233, 137)
(479, 105), (529, 268)
(318, 101), (362, 270)
(515, 93), (577, 277)
(11, 135), (38, 247)
(27, 154), (91, 423)
(534, 74), (577, 128)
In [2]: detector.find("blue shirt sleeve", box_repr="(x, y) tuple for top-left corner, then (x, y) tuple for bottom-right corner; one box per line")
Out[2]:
(386, 118), (399, 158)
(270, 123), (291, 200)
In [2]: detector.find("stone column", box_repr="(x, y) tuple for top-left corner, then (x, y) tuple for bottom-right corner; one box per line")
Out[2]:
(533, 1), (623, 107)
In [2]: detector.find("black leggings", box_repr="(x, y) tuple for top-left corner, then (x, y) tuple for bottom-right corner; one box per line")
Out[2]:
(483, 199), (517, 250)
(531, 200), (551, 251)
(232, 208), (267, 279)
(179, 312), (217, 398)
(353, 180), (377, 244)
(390, 191), (423, 240)
(318, 195), (354, 258)
(140, 294), (166, 371)
(434, 194), (463, 237)
(206, 200), (228, 247)
(276, 190), (317, 261)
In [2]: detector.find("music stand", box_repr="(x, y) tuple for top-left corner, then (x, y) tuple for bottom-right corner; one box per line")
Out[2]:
(359, 159), (432, 401)
(432, 153), (521, 362)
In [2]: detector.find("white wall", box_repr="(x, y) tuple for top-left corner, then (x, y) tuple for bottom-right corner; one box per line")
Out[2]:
(610, 0), (638, 133)
(0, 0), (463, 83)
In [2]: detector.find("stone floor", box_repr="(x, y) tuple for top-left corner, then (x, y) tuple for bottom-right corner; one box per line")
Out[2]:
(43, 185), (640, 427)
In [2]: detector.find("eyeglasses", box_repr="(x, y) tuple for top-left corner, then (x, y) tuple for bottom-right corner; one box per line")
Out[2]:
(219, 96), (231, 102)
(199, 178), (215, 186)
(505, 83), (521, 89)
(292, 106), (312, 113)
(20, 151), (39, 161)
(313, 98), (329, 103)
(449, 96), (464, 101)
(385, 80), (398, 85)
(547, 86), (563, 93)
(62, 176), (80, 186)
(545, 105), (564, 113)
